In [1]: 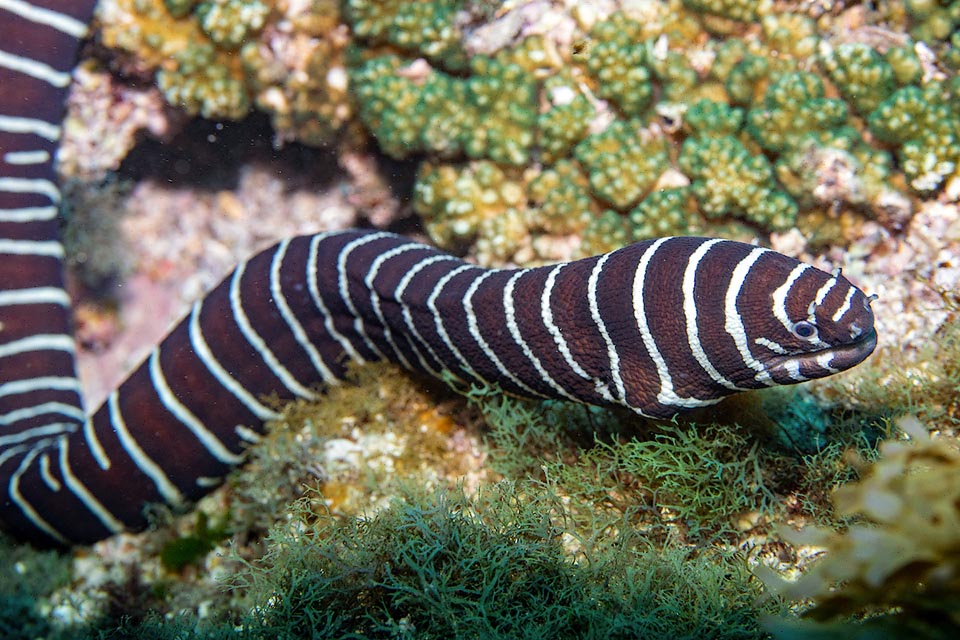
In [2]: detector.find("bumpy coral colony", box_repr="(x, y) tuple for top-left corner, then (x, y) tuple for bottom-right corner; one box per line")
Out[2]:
(0, 1), (882, 546)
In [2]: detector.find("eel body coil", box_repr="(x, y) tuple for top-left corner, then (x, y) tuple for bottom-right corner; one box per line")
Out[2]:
(0, 0), (877, 545)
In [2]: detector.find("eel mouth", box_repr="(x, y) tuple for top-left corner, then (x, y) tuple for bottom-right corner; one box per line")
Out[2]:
(766, 328), (878, 381)
(825, 327), (878, 372)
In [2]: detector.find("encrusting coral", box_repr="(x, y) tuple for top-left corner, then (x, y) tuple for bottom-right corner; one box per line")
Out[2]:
(92, 1), (960, 256)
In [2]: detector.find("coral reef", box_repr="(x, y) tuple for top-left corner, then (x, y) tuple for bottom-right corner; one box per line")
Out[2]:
(90, 0), (960, 255)
(98, 0), (352, 144)
(679, 132), (797, 230)
(41, 1), (960, 637)
(765, 417), (960, 637)
(868, 83), (960, 192)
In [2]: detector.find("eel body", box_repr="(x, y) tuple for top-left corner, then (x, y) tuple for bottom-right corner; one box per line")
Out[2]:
(0, 0), (877, 545)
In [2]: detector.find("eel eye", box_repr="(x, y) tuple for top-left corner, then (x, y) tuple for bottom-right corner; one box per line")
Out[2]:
(792, 321), (817, 340)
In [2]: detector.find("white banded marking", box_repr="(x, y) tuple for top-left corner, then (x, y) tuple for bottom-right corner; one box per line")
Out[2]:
(427, 264), (486, 383)
(816, 351), (838, 373)
(541, 263), (610, 401)
(188, 301), (281, 421)
(0, 400), (85, 426)
(814, 273), (840, 307)
(196, 476), (223, 488)
(307, 233), (364, 364)
(772, 263), (809, 333)
(0, 375), (81, 399)
(504, 270), (577, 401)
(832, 286), (856, 323)
(395, 254), (461, 378)
(108, 391), (184, 506)
(464, 270), (543, 397)
(4, 149), (50, 165)
(0, 205), (58, 222)
(337, 232), (391, 359)
(8, 443), (68, 544)
(364, 242), (423, 371)
(230, 260), (316, 399)
(633, 238), (707, 409)
(0, 238), (64, 257)
(588, 253), (626, 404)
(234, 425), (262, 444)
(0, 114), (61, 141)
(271, 239), (337, 383)
(682, 239), (741, 392)
(58, 435), (126, 534)
(0, 48), (71, 87)
(39, 452), (60, 491)
(0, 333), (74, 360)
(0, 176), (60, 201)
(149, 348), (244, 465)
(83, 417), (111, 471)
(0, 0), (89, 37)
(0, 421), (76, 447)
(754, 337), (788, 355)
(0, 286), (69, 307)
(724, 247), (775, 386)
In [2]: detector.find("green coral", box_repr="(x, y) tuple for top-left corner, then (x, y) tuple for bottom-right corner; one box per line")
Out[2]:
(740, 72), (898, 212)
(575, 119), (669, 209)
(157, 42), (250, 119)
(527, 159), (597, 235)
(679, 134), (797, 230)
(240, 2), (351, 147)
(746, 72), (852, 153)
(685, 98), (743, 137)
(761, 13), (818, 59)
(819, 42), (896, 116)
(725, 54), (772, 105)
(464, 55), (538, 165)
(346, 0), (467, 70)
(868, 83), (960, 192)
(537, 77), (595, 164)
(649, 47), (700, 104)
(195, 0), (269, 50)
(584, 13), (653, 116)
(413, 161), (527, 250)
(629, 187), (699, 239)
(682, 0), (771, 23)
(352, 53), (537, 165)
(885, 44), (924, 86)
(163, 0), (198, 19)
(579, 209), (632, 256)
(905, 0), (960, 44)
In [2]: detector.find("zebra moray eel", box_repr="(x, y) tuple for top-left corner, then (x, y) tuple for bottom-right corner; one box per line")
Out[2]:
(0, 1), (878, 546)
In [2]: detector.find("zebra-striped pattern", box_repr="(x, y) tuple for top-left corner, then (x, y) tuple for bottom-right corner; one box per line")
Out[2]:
(0, 1), (878, 545)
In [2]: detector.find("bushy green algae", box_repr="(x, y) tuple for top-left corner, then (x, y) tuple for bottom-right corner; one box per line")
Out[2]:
(237, 484), (775, 640)
(0, 539), (72, 640)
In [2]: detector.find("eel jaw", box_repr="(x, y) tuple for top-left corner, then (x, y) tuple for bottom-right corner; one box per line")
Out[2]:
(765, 328), (878, 383)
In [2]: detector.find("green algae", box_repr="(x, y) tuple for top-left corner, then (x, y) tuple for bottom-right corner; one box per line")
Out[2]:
(236, 484), (776, 639)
